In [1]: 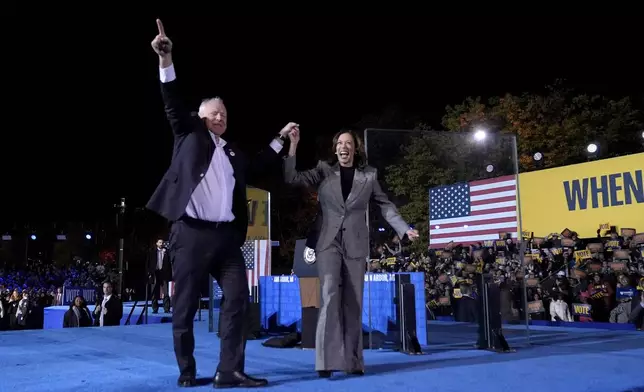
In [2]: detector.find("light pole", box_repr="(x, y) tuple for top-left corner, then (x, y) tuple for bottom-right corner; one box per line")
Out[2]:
(114, 198), (126, 297)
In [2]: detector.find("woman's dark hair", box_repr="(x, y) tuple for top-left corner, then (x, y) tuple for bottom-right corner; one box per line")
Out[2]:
(328, 128), (367, 169)
(69, 295), (86, 309)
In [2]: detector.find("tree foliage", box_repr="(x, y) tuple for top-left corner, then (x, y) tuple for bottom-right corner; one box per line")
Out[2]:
(379, 82), (642, 252)
(378, 127), (513, 252)
(274, 186), (318, 273)
(442, 82), (643, 171)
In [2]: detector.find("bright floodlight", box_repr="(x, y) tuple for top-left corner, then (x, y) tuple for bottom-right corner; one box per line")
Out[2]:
(641, 130), (644, 139)
(473, 129), (487, 141)
(587, 143), (598, 153)
(85, 234), (92, 240)
(486, 164), (494, 173)
(533, 152), (543, 161)
(30, 234), (37, 240)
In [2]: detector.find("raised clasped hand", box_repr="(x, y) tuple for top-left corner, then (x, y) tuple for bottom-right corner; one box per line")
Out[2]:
(288, 127), (300, 144)
(279, 122), (299, 138)
(151, 19), (173, 56)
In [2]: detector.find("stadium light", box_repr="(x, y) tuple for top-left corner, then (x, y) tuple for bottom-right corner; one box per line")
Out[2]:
(85, 233), (92, 240)
(30, 234), (37, 240)
(485, 164), (494, 173)
(586, 143), (600, 160)
(473, 129), (487, 142)
(533, 151), (545, 168)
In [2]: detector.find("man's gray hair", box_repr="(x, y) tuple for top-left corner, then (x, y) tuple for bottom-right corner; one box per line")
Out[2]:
(198, 96), (224, 117)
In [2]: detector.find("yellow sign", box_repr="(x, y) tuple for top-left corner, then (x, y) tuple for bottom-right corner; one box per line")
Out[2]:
(246, 187), (269, 240)
(572, 304), (591, 316)
(574, 250), (591, 266)
(519, 153), (644, 238)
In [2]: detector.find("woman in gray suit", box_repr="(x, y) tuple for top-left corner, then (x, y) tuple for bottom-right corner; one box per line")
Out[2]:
(284, 128), (418, 377)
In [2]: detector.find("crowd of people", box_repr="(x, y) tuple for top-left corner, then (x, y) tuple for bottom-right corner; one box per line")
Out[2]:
(0, 258), (116, 331)
(2, 226), (644, 333)
(370, 227), (644, 330)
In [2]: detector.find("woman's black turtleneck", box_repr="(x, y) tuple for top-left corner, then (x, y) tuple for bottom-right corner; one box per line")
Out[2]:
(339, 165), (355, 201)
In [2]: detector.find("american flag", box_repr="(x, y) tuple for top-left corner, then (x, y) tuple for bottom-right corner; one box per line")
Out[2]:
(242, 240), (271, 292)
(428, 175), (518, 248)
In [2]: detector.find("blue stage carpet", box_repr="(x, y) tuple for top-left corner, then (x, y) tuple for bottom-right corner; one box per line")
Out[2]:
(1, 321), (643, 392)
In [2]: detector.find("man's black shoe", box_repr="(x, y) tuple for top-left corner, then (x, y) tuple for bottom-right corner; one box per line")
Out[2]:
(346, 370), (364, 376)
(317, 370), (332, 378)
(213, 371), (267, 388)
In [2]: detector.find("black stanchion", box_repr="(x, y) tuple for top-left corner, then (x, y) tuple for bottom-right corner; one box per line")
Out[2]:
(142, 282), (149, 325)
(114, 198), (126, 297)
(394, 273), (422, 355)
(477, 273), (513, 353)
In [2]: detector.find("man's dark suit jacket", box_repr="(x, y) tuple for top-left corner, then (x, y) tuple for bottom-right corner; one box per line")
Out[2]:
(93, 296), (123, 327)
(146, 78), (279, 247)
(148, 248), (172, 282)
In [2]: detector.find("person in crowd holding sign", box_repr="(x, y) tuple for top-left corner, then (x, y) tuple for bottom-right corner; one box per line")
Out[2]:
(147, 19), (298, 388)
(587, 273), (614, 322)
(283, 128), (418, 377)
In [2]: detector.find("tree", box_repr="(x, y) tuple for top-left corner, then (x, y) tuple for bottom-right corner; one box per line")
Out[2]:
(381, 82), (642, 252)
(361, 107), (513, 253)
(273, 186), (318, 273)
(442, 81), (643, 171)
(381, 127), (503, 252)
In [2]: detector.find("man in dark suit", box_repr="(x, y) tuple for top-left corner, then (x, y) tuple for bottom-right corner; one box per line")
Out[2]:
(93, 281), (123, 327)
(147, 20), (298, 388)
(148, 238), (172, 313)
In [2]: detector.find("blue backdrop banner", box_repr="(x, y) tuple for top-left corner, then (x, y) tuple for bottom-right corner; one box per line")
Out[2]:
(259, 272), (427, 346)
(62, 287), (97, 306)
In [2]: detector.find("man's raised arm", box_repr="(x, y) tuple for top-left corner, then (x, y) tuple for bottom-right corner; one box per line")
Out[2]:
(151, 19), (195, 137)
(246, 123), (299, 185)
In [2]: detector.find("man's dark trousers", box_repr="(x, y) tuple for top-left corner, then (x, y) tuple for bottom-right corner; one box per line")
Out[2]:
(170, 216), (249, 378)
(151, 271), (171, 313)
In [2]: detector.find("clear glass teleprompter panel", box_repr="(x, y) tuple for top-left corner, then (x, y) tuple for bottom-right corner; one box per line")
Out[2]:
(363, 128), (530, 353)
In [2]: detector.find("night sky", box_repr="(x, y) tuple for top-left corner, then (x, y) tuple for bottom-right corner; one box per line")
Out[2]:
(4, 15), (641, 224)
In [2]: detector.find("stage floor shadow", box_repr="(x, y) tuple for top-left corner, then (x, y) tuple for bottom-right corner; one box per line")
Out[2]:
(1, 321), (643, 392)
